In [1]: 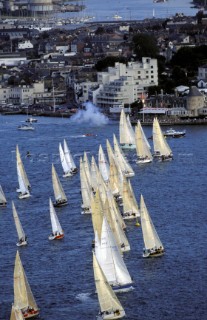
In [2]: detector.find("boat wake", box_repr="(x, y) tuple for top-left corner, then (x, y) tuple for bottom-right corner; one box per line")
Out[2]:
(69, 102), (109, 126)
(75, 292), (91, 302)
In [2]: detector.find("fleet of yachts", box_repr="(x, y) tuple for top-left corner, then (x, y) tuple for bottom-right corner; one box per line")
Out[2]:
(0, 110), (178, 319)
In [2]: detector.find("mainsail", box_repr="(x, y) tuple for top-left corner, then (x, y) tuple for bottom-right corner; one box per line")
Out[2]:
(119, 110), (136, 147)
(63, 139), (77, 172)
(140, 194), (164, 251)
(49, 198), (64, 236)
(16, 145), (31, 189)
(113, 134), (134, 177)
(93, 252), (125, 319)
(12, 202), (27, 245)
(0, 184), (7, 205)
(52, 164), (67, 204)
(98, 145), (109, 182)
(152, 117), (172, 157)
(13, 251), (39, 313)
(135, 121), (152, 162)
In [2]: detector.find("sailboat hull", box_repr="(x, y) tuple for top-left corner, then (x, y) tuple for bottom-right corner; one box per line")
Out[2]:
(48, 233), (64, 240)
(0, 203), (7, 207)
(112, 282), (134, 293)
(143, 248), (165, 258)
(98, 309), (126, 319)
(124, 172), (135, 178)
(63, 172), (72, 178)
(122, 212), (139, 220)
(16, 240), (27, 247)
(136, 158), (152, 164)
(18, 193), (30, 199)
(22, 309), (39, 319)
(120, 144), (136, 149)
(53, 200), (68, 207)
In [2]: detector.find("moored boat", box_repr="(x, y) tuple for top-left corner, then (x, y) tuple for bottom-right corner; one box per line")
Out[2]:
(163, 128), (186, 138)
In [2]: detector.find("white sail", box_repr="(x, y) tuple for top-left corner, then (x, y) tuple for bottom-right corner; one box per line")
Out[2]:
(135, 121), (153, 162)
(93, 252), (125, 319)
(80, 157), (92, 213)
(113, 134), (134, 177)
(98, 145), (110, 182)
(59, 142), (71, 176)
(95, 216), (133, 290)
(90, 156), (99, 191)
(91, 189), (104, 241)
(63, 139), (77, 171)
(0, 185), (7, 204)
(83, 151), (91, 182)
(10, 305), (24, 320)
(13, 251), (39, 314)
(12, 202), (27, 245)
(49, 198), (64, 235)
(119, 110), (136, 148)
(122, 177), (140, 218)
(152, 117), (172, 157)
(16, 145), (31, 189)
(17, 162), (30, 198)
(52, 164), (67, 204)
(140, 194), (164, 256)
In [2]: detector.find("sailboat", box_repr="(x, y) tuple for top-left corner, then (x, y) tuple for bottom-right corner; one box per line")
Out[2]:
(0, 184), (7, 207)
(119, 110), (136, 149)
(59, 142), (72, 177)
(140, 194), (164, 258)
(17, 161), (31, 199)
(13, 251), (39, 318)
(48, 198), (64, 240)
(135, 121), (153, 163)
(98, 145), (110, 183)
(113, 134), (134, 177)
(52, 164), (68, 207)
(12, 201), (27, 247)
(80, 157), (92, 214)
(63, 139), (78, 174)
(93, 252), (126, 320)
(95, 216), (133, 292)
(122, 177), (140, 220)
(10, 305), (25, 320)
(16, 145), (31, 190)
(152, 117), (173, 161)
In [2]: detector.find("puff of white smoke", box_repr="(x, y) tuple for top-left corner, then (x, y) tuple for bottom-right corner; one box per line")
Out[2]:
(69, 102), (109, 126)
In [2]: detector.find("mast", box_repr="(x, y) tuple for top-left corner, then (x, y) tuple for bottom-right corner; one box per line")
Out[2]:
(113, 134), (134, 177)
(135, 121), (152, 160)
(153, 117), (172, 156)
(59, 142), (70, 176)
(63, 139), (76, 171)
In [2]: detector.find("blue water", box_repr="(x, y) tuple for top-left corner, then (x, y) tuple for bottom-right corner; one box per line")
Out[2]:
(58, 0), (201, 22)
(0, 114), (207, 320)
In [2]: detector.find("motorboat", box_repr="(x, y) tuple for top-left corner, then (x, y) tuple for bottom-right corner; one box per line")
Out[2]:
(25, 117), (38, 123)
(163, 128), (186, 138)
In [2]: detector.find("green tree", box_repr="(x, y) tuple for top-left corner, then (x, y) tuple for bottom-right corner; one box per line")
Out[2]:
(95, 56), (127, 71)
(132, 33), (158, 59)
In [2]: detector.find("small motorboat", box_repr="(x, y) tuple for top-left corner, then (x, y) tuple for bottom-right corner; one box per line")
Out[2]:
(25, 117), (38, 123)
(163, 128), (186, 138)
(84, 133), (96, 137)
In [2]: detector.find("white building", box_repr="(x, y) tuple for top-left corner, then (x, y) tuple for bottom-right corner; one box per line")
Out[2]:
(18, 40), (33, 50)
(76, 58), (158, 110)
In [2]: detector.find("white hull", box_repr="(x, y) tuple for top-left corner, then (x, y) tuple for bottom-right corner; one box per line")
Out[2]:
(122, 212), (139, 220)
(81, 208), (91, 214)
(136, 158), (152, 164)
(143, 250), (165, 258)
(0, 203), (7, 207)
(120, 144), (136, 149)
(18, 193), (30, 199)
(63, 172), (72, 178)
(124, 172), (135, 178)
(16, 240), (27, 247)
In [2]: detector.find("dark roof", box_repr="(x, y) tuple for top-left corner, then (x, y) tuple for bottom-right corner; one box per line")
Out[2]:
(188, 86), (203, 97)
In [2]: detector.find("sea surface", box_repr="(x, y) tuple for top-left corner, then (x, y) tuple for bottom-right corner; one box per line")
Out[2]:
(57, 0), (201, 22)
(0, 112), (207, 320)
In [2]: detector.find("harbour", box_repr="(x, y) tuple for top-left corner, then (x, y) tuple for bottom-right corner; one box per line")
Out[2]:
(0, 113), (207, 320)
